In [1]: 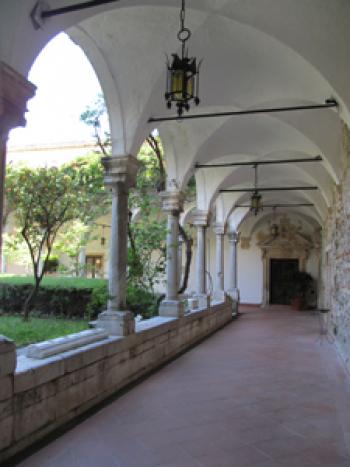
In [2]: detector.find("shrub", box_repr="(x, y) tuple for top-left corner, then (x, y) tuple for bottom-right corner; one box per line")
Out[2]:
(0, 276), (160, 320)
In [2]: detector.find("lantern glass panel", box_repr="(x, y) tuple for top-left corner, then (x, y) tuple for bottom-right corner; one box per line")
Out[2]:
(186, 73), (194, 98)
(171, 70), (185, 100)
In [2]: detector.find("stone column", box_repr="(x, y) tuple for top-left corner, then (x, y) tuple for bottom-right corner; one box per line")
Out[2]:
(193, 210), (210, 308)
(0, 62), (36, 258)
(159, 191), (185, 317)
(227, 231), (240, 313)
(213, 223), (226, 302)
(97, 155), (139, 336)
(177, 234), (184, 291)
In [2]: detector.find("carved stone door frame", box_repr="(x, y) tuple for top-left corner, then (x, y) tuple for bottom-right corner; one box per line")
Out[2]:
(261, 247), (308, 306)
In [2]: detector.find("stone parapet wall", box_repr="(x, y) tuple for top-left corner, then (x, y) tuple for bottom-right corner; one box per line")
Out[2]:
(0, 302), (232, 463)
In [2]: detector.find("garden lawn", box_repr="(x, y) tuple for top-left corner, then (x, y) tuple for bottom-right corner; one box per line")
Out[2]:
(0, 315), (89, 347)
(0, 275), (107, 289)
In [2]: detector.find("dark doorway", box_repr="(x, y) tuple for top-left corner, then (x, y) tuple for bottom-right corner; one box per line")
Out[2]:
(270, 259), (299, 304)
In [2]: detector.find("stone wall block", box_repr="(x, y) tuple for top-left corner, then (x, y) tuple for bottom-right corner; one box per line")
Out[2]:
(0, 376), (13, 402)
(14, 358), (64, 394)
(0, 336), (16, 378)
(14, 396), (56, 442)
(0, 416), (13, 451)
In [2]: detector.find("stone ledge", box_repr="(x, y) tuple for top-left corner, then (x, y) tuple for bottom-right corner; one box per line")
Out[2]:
(26, 329), (109, 359)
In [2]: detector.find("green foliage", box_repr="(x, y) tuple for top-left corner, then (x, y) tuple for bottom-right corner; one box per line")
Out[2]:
(80, 94), (111, 155)
(0, 275), (106, 288)
(0, 276), (159, 320)
(54, 220), (92, 276)
(5, 155), (109, 316)
(291, 271), (314, 297)
(44, 255), (59, 273)
(0, 315), (88, 347)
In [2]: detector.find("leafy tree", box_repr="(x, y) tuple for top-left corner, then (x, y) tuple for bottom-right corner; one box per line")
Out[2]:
(5, 156), (108, 319)
(80, 93), (111, 156)
(53, 219), (91, 276)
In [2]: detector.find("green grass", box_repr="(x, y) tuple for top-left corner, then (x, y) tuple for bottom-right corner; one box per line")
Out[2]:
(0, 274), (107, 289)
(0, 315), (89, 347)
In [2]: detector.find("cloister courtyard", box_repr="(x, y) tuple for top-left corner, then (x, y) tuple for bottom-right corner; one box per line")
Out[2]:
(2, 0), (350, 465)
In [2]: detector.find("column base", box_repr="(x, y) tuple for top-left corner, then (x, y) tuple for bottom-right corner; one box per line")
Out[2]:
(159, 300), (185, 318)
(194, 293), (211, 310)
(227, 288), (240, 315)
(211, 290), (227, 304)
(96, 310), (135, 336)
(187, 297), (199, 311)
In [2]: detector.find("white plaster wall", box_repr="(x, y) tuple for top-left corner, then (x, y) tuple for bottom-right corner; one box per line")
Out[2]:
(189, 229), (263, 304)
(189, 224), (319, 305)
(236, 244), (263, 305)
(305, 250), (319, 282)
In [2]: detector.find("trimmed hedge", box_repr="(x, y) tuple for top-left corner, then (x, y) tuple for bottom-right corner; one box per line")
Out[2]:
(0, 276), (160, 320)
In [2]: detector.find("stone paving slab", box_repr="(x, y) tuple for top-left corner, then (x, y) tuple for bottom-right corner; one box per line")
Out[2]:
(16, 306), (350, 467)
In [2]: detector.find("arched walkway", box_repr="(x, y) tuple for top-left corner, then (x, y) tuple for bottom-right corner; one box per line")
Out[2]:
(16, 306), (350, 467)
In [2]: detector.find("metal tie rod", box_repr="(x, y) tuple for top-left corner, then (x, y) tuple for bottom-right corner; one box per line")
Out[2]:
(220, 186), (318, 193)
(196, 155), (322, 168)
(149, 99), (338, 123)
(234, 203), (314, 208)
(31, 0), (120, 26)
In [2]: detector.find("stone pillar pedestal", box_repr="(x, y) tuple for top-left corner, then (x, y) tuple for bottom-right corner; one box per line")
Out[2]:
(213, 223), (226, 303)
(159, 191), (185, 317)
(227, 231), (240, 314)
(0, 62), (36, 257)
(97, 155), (139, 336)
(193, 211), (211, 309)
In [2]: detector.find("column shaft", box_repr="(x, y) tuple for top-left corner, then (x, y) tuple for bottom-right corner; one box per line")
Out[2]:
(159, 191), (185, 317)
(215, 232), (224, 293)
(177, 236), (183, 291)
(97, 154), (139, 336)
(227, 232), (240, 312)
(196, 226), (206, 294)
(165, 211), (179, 300)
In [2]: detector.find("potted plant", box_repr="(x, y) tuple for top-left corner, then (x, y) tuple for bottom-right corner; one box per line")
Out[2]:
(290, 271), (314, 310)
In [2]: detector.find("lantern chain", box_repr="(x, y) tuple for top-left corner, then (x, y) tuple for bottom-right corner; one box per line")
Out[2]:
(254, 164), (258, 190)
(178, 0), (191, 58)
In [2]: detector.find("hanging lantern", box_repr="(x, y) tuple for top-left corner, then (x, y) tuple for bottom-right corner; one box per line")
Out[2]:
(250, 191), (263, 216)
(250, 165), (263, 216)
(165, 0), (201, 117)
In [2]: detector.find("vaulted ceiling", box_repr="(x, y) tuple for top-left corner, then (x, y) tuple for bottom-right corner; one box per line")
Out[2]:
(2, 0), (350, 228)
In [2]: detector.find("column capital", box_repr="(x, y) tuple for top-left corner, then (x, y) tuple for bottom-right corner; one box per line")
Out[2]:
(192, 210), (211, 227)
(213, 223), (225, 235)
(228, 231), (240, 243)
(0, 62), (36, 136)
(102, 154), (140, 190)
(159, 191), (184, 214)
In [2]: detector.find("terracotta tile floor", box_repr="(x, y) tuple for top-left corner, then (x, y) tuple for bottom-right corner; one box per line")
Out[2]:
(16, 306), (350, 467)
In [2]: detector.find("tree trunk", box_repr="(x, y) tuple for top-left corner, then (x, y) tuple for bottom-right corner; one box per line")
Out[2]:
(178, 224), (192, 294)
(22, 280), (40, 321)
